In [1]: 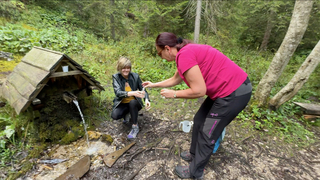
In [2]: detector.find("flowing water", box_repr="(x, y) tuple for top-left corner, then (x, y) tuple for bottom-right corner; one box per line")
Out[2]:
(73, 100), (90, 147)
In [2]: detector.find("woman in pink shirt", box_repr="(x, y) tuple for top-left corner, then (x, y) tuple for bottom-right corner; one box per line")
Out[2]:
(143, 32), (252, 179)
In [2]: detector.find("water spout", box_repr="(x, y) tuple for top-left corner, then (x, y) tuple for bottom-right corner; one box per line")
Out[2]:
(63, 91), (77, 104)
(73, 99), (90, 147)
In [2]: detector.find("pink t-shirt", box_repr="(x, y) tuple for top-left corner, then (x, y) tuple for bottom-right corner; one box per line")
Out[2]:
(176, 44), (247, 100)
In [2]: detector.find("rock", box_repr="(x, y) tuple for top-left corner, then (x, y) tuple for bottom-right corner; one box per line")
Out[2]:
(87, 131), (101, 140)
(0, 51), (13, 61)
(158, 137), (171, 147)
(0, 102), (6, 107)
(101, 134), (113, 145)
(283, 167), (291, 173)
(134, 160), (165, 179)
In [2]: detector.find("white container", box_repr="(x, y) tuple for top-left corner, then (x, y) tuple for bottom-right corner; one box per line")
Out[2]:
(179, 120), (193, 133)
(62, 66), (69, 72)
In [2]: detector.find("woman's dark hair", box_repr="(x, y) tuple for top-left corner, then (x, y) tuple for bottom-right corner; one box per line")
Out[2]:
(155, 32), (193, 51)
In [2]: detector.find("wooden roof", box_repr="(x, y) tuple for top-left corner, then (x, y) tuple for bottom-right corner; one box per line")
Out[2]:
(1, 46), (104, 114)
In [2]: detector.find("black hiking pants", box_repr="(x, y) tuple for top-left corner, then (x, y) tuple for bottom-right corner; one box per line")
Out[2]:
(189, 77), (252, 178)
(111, 100), (142, 124)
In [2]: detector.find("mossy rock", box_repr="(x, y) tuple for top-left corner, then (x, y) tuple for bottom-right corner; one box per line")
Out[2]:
(60, 132), (77, 144)
(101, 134), (113, 145)
(7, 161), (34, 180)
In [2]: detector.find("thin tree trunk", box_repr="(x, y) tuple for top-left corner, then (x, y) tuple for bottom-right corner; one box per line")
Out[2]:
(254, 0), (314, 107)
(269, 40), (320, 109)
(110, 0), (116, 41)
(194, 0), (202, 43)
(259, 10), (275, 51)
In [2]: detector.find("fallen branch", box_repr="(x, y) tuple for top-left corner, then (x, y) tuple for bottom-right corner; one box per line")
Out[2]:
(126, 158), (156, 180)
(128, 138), (164, 162)
(153, 147), (170, 151)
(241, 135), (253, 143)
(255, 144), (263, 158)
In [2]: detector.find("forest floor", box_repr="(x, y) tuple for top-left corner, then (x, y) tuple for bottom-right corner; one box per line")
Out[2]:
(0, 68), (319, 180)
(18, 98), (320, 180)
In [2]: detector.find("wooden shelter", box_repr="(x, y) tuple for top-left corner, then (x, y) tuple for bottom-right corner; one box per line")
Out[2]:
(1, 46), (104, 114)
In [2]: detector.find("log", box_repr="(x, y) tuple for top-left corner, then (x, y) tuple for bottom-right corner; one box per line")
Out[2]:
(303, 114), (320, 120)
(56, 155), (90, 180)
(293, 102), (320, 115)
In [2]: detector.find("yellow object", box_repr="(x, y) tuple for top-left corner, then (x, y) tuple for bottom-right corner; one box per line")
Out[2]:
(122, 85), (134, 103)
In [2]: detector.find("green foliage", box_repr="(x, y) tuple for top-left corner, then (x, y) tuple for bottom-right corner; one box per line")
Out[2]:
(237, 1), (294, 50)
(237, 99), (315, 147)
(129, 0), (190, 37)
(1, 2), (319, 179)
(0, 0), (25, 20)
(0, 115), (15, 150)
(0, 23), (87, 54)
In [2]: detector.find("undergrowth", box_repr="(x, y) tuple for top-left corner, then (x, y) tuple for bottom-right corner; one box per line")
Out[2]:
(0, 3), (319, 179)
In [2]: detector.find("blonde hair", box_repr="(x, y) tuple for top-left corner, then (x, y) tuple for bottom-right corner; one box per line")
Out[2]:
(117, 56), (132, 72)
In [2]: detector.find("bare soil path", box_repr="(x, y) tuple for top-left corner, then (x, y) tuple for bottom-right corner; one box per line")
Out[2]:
(77, 109), (320, 180)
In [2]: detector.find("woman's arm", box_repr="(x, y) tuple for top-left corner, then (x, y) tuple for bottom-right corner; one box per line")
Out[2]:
(113, 75), (144, 98)
(113, 76), (128, 97)
(143, 70), (183, 88)
(160, 65), (206, 99)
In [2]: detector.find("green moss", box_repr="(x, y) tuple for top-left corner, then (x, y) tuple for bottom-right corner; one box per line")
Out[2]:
(60, 125), (85, 144)
(64, 119), (75, 127)
(60, 132), (76, 144)
(71, 126), (85, 137)
(50, 124), (66, 142)
(42, 107), (52, 114)
(7, 161), (34, 180)
(28, 144), (46, 158)
(101, 134), (113, 145)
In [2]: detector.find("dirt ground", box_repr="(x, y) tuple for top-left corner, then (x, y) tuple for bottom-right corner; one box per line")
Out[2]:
(0, 68), (319, 179)
(77, 113), (320, 180)
(2, 94), (319, 180)
(77, 109), (320, 180)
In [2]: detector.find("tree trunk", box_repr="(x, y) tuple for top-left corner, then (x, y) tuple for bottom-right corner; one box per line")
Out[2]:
(194, 0), (202, 43)
(269, 40), (320, 109)
(254, 0), (314, 107)
(259, 10), (275, 51)
(110, 0), (116, 41)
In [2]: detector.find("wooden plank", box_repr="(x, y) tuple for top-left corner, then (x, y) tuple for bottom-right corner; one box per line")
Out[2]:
(66, 62), (78, 71)
(1, 81), (15, 103)
(13, 98), (29, 114)
(7, 71), (36, 99)
(50, 62), (62, 73)
(294, 102), (320, 115)
(49, 70), (83, 78)
(103, 142), (135, 167)
(79, 74), (96, 86)
(303, 114), (320, 120)
(56, 155), (90, 180)
(12, 62), (49, 87)
(22, 47), (63, 71)
(29, 78), (50, 100)
(1, 81), (28, 114)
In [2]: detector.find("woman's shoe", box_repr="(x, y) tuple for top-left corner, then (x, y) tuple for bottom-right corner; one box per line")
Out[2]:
(180, 151), (193, 161)
(127, 124), (139, 139)
(123, 113), (130, 124)
(175, 165), (203, 179)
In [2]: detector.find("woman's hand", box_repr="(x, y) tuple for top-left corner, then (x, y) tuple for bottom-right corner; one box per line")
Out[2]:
(142, 81), (154, 88)
(160, 89), (176, 99)
(134, 91), (145, 98)
(128, 91), (145, 98)
(145, 99), (151, 111)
